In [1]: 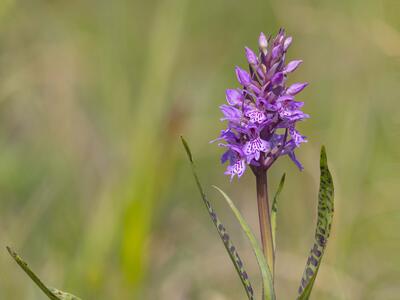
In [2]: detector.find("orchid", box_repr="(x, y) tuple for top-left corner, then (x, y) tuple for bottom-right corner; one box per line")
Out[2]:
(183, 29), (334, 300)
(214, 29), (309, 180)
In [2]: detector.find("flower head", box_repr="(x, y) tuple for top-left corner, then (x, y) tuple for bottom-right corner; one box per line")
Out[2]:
(213, 29), (309, 180)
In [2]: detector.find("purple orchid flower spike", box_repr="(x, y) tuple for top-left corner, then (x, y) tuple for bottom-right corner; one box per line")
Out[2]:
(184, 29), (333, 300)
(212, 29), (309, 180)
(209, 30), (311, 293)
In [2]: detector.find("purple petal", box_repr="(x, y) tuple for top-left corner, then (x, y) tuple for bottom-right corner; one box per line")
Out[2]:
(289, 101), (305, 109)
(271, 72), (284, 85)
(249, 83), (261, 94)
(272, 45), (282, 59)
(243, 137), (269, 156)
(286, 82), (308, 95)
(221, 150), (231, 164)
(288, 151), (304, 170)
(283, 36), (292, 51)
(277, 95), (295, 102)
(257, 99), (275, 110)
(284, 60), (302, 73)
(226, 89), (243, 105)
(245, 47), (258, 65)
(221, 149), (240, 165)
(264, 101), (281, 111)
(235, 66), (251, 86)
(289, 127), (307, 146)
(219, 129), (238, 142)
(245, 109), (266, 123)
(258, 32), (268, 52)
(277, 29), (285, 43)
(266, 61), (280, 79)
(220, 104), (242, 121)
(225, 159), (246, 181)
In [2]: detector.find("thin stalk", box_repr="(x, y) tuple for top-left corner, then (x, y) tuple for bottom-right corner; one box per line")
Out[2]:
(255, 170), (275, 280)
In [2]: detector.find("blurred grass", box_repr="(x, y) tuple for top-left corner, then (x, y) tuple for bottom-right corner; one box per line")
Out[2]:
(0, 0), (399, 299)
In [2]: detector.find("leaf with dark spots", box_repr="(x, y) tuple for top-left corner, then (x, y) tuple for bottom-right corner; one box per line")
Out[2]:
(297, 146), (334, 300)
(181, 137), (255, 300)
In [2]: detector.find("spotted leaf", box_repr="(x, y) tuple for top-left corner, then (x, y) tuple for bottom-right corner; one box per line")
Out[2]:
(181, 137), (255, 300)
(213, 186), (275, 300)
(297, 146), (334, 299)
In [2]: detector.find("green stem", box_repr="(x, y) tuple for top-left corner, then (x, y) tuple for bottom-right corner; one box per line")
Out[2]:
(255, 170), (275, 280)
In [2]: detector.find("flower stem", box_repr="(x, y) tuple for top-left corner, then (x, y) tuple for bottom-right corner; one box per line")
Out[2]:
(255, 170), (275, 279)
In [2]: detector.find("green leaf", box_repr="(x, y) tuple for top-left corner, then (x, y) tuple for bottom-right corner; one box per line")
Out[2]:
(297, 146), (334, 300)
(181, 137), (255, 300)
(271, 173), (286, 251)
(7, 247), (82, 300)
(213, 186), (275, 300)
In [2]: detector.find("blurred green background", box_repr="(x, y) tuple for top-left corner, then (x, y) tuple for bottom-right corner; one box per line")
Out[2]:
(0, 0), (399, 299)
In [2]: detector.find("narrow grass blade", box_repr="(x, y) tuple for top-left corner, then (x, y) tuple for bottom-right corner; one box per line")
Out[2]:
(181, 137), (255, 300)
(213, 186), (275, 300)
(7, 247), (82, 300)
(271, 173), (286, 251)
(297, 146), (334, 299)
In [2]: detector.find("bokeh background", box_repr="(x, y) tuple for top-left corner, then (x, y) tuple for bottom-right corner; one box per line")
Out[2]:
(0, 0), (399, 299)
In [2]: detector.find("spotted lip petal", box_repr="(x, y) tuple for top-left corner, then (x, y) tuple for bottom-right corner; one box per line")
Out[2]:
(243, 137), (270, 164)
(246, 109), (267, 124)
(225, 159), (246, 181)
(213, 29), (309, 179)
